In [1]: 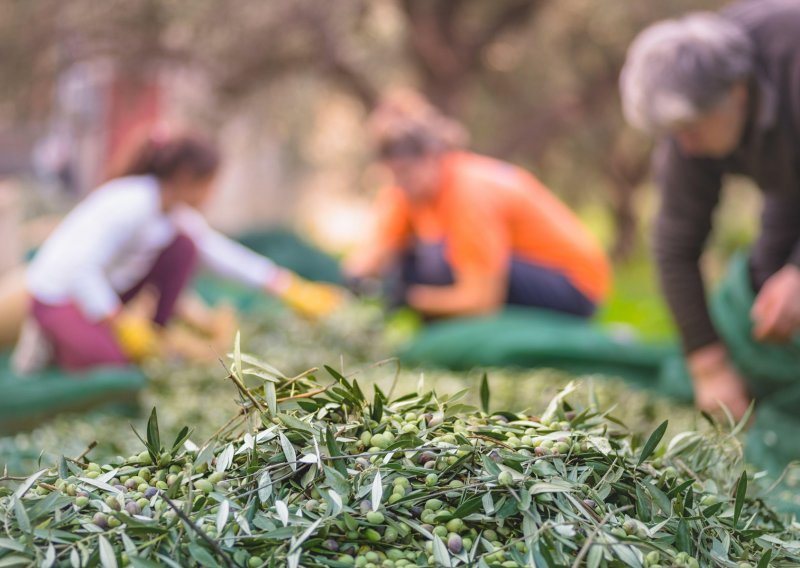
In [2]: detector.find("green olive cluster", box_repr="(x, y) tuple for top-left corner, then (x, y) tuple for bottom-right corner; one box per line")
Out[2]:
(1, 365), (790, 568)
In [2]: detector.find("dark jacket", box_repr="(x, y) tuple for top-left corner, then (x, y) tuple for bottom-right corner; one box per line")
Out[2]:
(654, 0), (800, 352)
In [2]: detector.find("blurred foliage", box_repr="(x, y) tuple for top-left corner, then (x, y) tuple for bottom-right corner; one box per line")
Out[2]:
(0, 0), (733, 258)
(597, 255), (676, 342)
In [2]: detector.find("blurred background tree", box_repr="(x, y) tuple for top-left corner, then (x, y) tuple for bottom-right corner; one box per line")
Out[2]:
(0, 0), (729, 258)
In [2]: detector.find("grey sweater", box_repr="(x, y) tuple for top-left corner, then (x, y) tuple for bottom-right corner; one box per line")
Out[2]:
(653, 0), (800, 353)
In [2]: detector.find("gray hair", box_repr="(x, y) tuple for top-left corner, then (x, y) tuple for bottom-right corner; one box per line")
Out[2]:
(620, 12), (755, 133)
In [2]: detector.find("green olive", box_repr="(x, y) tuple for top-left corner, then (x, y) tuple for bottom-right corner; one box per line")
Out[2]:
(425, 498), (443, 511)
(366, 511), (385, 524)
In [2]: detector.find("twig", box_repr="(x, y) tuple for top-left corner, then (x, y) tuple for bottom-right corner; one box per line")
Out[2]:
(217, 357), (266, 414)
(373, 357), (401, 401)
(226, 371), (266, 414)
(0, 475), (29, 482)
(467, 434), (514, 450)
(673, 458), (702, 483)
(284, 367), (319, 387)
(162, 493), (236, 568)
(64, 441), (99, 466)
(571, 505), (634, 568)
(76, 441), (97, 462)
(277, 387), (329, 403)
(203, 408), (246, 446)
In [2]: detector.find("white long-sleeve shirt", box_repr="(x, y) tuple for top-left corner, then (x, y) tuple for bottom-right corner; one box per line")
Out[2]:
(27, 175), (281, 321)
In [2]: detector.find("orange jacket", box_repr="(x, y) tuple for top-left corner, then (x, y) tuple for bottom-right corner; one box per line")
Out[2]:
(373, 152), (611, 302)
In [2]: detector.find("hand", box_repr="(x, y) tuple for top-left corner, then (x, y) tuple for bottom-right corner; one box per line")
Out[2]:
(343, 274), (382, 298)
(275, 273), (347, 319)
(687, 342), (751, 421)
(113, 313), (161, 362)
(751, 264), (800, 343)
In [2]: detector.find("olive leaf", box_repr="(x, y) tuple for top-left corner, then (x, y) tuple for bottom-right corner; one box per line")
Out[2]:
(734, 470), (747, 529)
(275, 500), (289, 527)
(13, 470), (46, 500)
(169, 426), (193, 454)
(371, 470), (383, 512)
(98, 535), (117, 568)
(146, 407), (162, 462)
(264, 382), (277, 416)
(279, 433), (297, 472)
(432, 536), (452, 567)
(480, 373), (490, 414)
(257, 470), (272, 503)
(233, 330), (242, 381)
(216, 500), (230, 535)
(637, 420), (668, 467)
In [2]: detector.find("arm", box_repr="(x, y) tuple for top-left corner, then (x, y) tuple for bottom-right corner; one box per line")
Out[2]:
(654, 140), (750, 418)
(751, 264), (800, 341)
(750, 192), (800, 341)
(407, 269), (505, 316)
(172, 208), (285, 292)
(344, 185), (410, 279)
(343, 242), (399, 280)
(653, 140), (724, 352)
(175, 209), (344, 318)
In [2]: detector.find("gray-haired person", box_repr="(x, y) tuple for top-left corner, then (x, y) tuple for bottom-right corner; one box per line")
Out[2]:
(620, 0), (800, 420)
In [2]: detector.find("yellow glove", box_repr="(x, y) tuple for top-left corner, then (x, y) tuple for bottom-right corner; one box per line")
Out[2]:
(279, 275), (346, 319)
(113, 314), (161, 362)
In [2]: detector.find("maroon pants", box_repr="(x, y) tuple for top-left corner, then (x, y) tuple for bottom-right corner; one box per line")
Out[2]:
(32, 235), (197, 371)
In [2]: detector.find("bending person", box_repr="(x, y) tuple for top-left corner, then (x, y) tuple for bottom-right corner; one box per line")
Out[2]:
(346, 90), (611, 318)
(620, 0), (800, 419)
(20, 132), (341, 372)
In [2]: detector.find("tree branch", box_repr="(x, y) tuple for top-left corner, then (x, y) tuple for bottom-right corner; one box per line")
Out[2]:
(465, 0), (547, 69)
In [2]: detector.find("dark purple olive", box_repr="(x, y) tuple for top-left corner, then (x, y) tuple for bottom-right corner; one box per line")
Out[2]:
(144, 487), (159, 498)
(448, 534), (463, 554)
(322, 539), (339, 552)
(125, 501), (141, 516)
(418, 451), (436, 465)
(93, 513), (108, 529)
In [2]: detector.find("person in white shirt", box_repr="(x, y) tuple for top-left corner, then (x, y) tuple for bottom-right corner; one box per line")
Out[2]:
(24, 132), (342, 372)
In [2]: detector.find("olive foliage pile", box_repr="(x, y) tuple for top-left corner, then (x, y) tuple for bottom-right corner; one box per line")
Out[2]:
(0, 340), (797, 568)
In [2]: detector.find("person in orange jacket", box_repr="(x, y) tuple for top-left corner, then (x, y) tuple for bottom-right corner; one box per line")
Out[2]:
(346, 90), (611, 318)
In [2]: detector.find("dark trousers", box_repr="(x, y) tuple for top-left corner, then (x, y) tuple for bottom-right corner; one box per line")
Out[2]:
(390, 243), (596, 318)
(119, 234), (198, 327)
